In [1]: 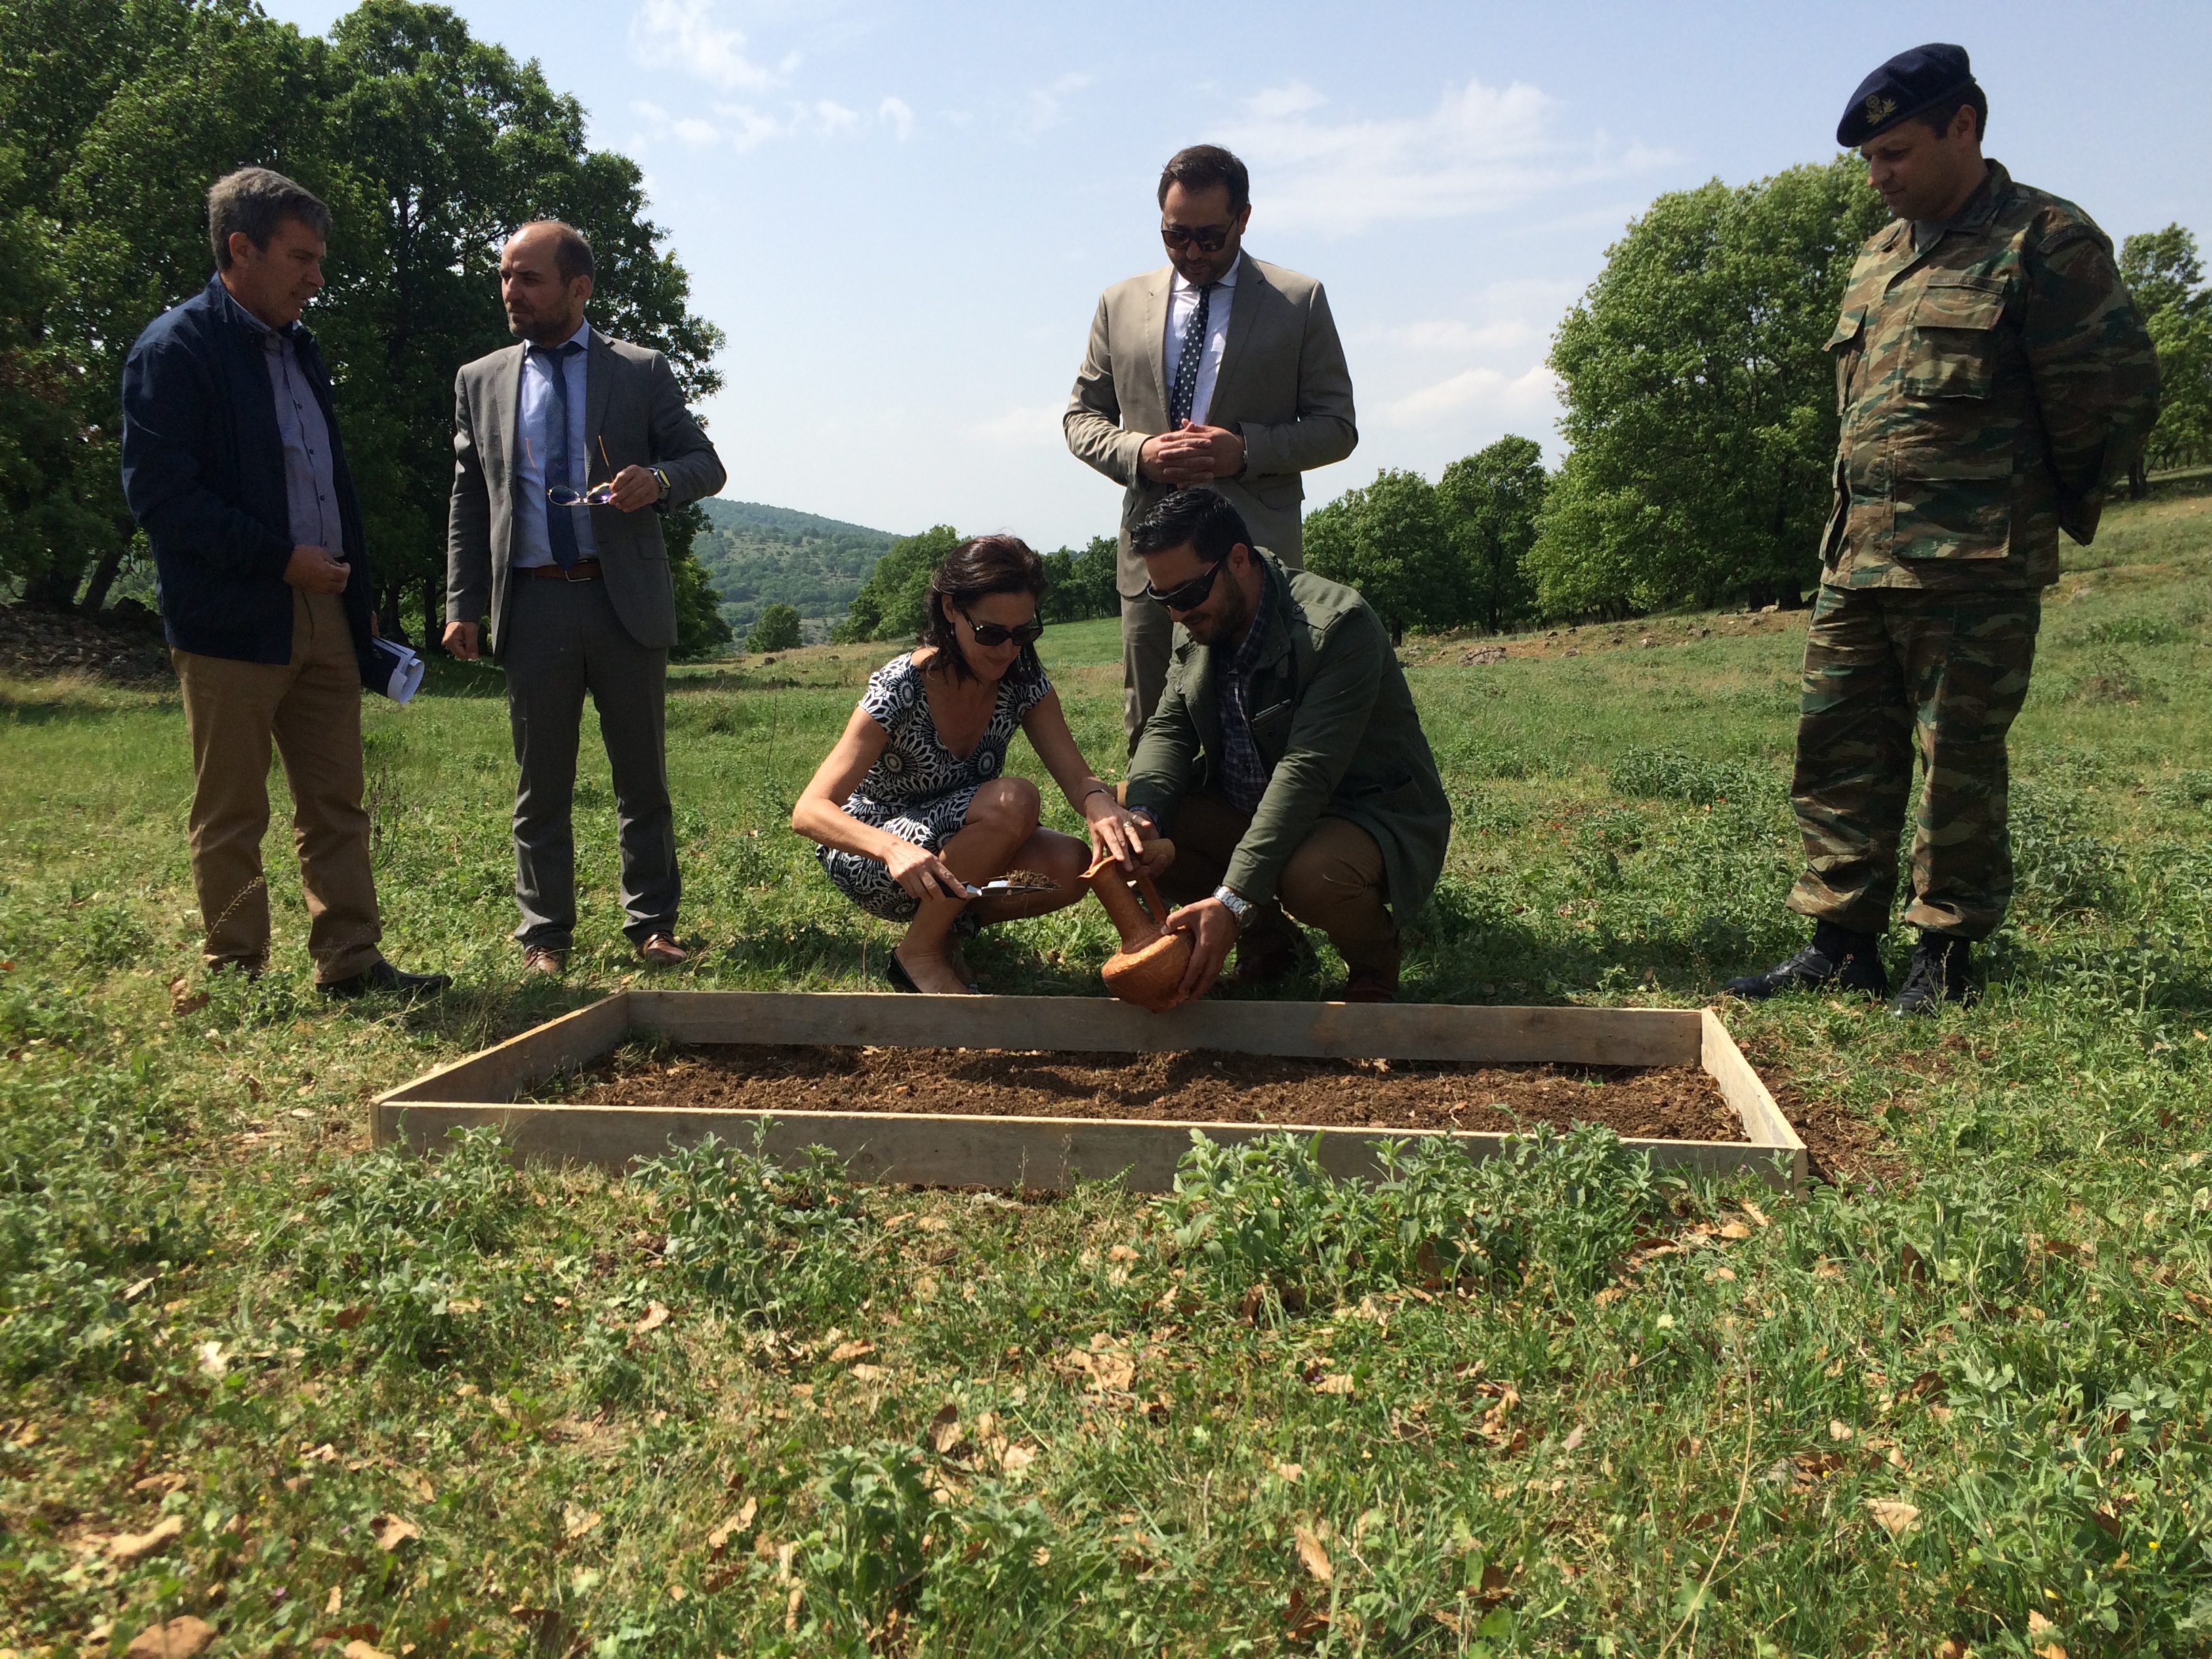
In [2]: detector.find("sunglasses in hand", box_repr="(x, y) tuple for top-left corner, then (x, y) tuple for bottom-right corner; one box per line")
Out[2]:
(527, 434), (621, 508)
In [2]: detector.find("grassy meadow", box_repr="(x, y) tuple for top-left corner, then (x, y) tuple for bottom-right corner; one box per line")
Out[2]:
(3, 478), (2210, 1655)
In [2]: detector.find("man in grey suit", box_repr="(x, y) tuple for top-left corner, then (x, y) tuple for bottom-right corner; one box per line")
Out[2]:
(444, 220), (726, 974)
(1065, 144), (1357, 752)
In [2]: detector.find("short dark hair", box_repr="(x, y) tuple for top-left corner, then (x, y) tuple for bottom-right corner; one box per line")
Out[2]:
(519, 220), (596, 285)
(1130, 488), (1250, 564)
(922, 535), (1048, 683)
(1157, 145), (1250, 213)
(1913, 82), (1988, 142)
(207, 167), (331, 270)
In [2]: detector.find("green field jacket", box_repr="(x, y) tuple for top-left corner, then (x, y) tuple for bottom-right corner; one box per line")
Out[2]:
(1125, 552), (1452, 920)
(1823, 159), (2160, 591)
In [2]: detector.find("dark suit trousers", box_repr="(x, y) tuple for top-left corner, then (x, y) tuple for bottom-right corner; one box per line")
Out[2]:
(503, 575), (678, 951)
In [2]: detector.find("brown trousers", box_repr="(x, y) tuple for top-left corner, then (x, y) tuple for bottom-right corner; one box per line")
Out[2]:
(171, 589), (382, 982)
(1154, 790), (1398, 974)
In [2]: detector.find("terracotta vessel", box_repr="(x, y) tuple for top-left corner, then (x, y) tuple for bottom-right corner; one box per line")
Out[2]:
(1082, 846), (1189, 1012)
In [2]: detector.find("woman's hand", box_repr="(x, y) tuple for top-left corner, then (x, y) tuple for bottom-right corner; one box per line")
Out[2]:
(1084, 792), (1151, 869)
(882, 838), (970, 903)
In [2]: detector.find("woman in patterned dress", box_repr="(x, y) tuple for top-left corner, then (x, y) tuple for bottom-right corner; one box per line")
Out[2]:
(793, 535), (1153, 995)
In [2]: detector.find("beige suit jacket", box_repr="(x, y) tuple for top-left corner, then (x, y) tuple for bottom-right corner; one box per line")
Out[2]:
(446, 329), (726, 656)
(1064, 252), (1357, 596)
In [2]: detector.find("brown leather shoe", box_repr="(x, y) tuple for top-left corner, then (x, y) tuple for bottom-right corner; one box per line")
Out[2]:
(1340, 966), (1398, 1004)
(637, 933), (689, 968)
(523, 945), (566, 976)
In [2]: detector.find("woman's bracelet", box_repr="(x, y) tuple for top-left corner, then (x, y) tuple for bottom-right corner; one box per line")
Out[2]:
(1082, 785), (1114, 811)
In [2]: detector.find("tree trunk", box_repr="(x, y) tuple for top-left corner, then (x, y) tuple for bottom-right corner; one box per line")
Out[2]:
(2129, 458), (2149, 501)
(420, 576), (437, 653)
(77, 537), (131, 615)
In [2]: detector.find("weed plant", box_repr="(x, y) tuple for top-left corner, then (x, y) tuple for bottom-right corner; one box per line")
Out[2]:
(0, 479), (2209, 1653)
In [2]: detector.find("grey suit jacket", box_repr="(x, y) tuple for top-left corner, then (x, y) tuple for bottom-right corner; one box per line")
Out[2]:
(1064, 252), (1357, 596)
(447, 328), (727, 655)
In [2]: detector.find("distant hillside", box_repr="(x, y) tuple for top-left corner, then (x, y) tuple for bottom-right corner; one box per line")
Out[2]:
(693, 499), (903, 640)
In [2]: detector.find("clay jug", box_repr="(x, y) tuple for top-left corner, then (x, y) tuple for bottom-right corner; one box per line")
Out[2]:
(1083, 847), (1190, 1012)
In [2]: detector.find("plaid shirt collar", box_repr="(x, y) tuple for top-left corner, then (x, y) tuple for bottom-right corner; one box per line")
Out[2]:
(1216, 562), (1278, 817)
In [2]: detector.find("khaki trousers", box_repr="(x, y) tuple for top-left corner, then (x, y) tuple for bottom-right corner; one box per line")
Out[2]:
(171, 589), (382, 982)
(1153, 790), (1398, 974)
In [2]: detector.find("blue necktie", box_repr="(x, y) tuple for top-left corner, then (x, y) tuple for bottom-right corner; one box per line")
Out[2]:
(543, 340), (583, 569)
(1168, 283), (1214, 428)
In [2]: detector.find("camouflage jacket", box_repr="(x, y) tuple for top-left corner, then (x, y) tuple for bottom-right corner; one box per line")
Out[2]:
(1822, 159), (2160, 590)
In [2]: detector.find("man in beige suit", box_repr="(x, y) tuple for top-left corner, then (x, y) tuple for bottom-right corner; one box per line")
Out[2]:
(1065, 144), (1357, 751)
(444, 220), (726, 975)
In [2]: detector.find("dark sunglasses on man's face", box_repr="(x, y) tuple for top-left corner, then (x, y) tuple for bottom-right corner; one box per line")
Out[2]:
(1160, 221), (1233, 253)
(1145, 559), (1225, 612)
(960, 609), (1044, 649)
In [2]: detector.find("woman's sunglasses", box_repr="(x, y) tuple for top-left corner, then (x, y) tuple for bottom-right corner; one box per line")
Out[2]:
(1144, 559), (1224, 611)
(959, 609), (1044, 649)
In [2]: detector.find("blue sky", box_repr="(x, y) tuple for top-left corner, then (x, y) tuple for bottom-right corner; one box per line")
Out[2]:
(266, 0), (2212, 546)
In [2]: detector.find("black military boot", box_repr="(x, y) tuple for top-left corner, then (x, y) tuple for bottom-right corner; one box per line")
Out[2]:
(1888, 931), (1974, 1017)
(1722, 920), (1887, 1001)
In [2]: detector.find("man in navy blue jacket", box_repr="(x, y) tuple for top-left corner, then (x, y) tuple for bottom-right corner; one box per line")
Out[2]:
(120, 167), (448, 999)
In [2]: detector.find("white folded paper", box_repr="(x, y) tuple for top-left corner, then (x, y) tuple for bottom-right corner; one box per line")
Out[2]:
(368, 637), (425, 704)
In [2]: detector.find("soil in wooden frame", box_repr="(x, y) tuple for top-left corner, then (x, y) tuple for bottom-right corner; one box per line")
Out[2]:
(561, 1044), (1748, 1142)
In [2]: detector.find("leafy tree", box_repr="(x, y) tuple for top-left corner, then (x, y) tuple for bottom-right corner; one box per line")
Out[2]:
(1040, 533), (1118, 623)
(2121, 224), (2211, 472)
(832, 525), (961, 644)
(665, 499), (733, 659)
(744, 602), (801, 653)
(1304, 469), (1458, 644)
(1528, 156), (1887, 617)
(1436, 435), (1547, 634)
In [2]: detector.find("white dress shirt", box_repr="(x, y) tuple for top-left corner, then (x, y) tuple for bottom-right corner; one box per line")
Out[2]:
(511, 316), (599, 569)
(1162, 260), (1237, 428)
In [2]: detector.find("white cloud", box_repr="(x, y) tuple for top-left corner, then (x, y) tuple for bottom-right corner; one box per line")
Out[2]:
(815, 99), (861, 136)
(630, 0), (788, 92)
(879, 95), (914, 140)
(1025, 72), (1093, 134)
(1226, 76), (1672, 235)
(1388, 361), (1557, 427)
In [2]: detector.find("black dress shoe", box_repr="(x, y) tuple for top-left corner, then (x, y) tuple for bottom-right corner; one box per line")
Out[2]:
(1723, 922), (1887, 1001)
(321, 960), (453, 1002)
(1889, 932), (1975, 1017)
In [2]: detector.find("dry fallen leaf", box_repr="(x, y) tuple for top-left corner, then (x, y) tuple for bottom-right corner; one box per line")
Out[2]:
(925, 1404), (962, 1454)
(1717, 1221), (1753, 1240)
(1294, 1525), (1333, 1583)
(1108, 1244), (1139, 1263)
(1829, 1419), (1854, 1441)
(371, 1514), (422, 1552)
(1740, 1201), (1771, 1227)
(851, 1363), (886, 1382)
(708, 1498), (758, 1555)
(169, 979), (211, 1016)
(125, 1615), (216, 1658)
(1274, 1461), (1303, 1483)
(1312, 1372), (1355, 1395)
(343, 1641), (396, 1659)
(2028, 1608), (2068, 1659)
(1561, 1424), (1587, 1453)
(633, 1301), (670, 1334)
(1865, 1499), (1921, 1538)
(1933, 1641), (1968, 1659)
(998, 1443), (1037, 1474)
(196, 1341), (228, 1378)
(562, 1504), (602, 1540)
(108, 1514), (185, 1565)
(828, 1338), (874, 1364)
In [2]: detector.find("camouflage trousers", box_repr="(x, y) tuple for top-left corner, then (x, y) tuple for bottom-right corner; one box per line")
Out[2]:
(1785, 583), (2041, 941)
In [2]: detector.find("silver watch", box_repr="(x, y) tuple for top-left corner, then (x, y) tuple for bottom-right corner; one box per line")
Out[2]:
(1212, 885), (1252, 927)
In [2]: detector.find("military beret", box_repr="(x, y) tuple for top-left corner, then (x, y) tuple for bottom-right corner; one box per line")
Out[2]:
(1837, 43), (1977, 147)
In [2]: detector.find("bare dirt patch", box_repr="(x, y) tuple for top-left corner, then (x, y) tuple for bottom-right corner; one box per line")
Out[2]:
(563, 1044), (1747, 1141)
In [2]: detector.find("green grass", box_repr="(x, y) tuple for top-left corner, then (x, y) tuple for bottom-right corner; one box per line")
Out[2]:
(2, 478), (2210, 1654)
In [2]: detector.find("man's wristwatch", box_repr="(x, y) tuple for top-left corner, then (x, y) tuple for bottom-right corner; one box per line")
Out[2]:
(1212, 885), (1252, 928)
(649, 466), (672, 506)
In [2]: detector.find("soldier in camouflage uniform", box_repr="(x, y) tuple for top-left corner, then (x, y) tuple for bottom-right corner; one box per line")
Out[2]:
(1727, 43), (2160, 1017)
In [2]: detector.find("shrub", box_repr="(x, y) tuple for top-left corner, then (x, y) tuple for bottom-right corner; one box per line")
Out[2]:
(745, 602), (802, 653)
(1610, 745), (1761, 806)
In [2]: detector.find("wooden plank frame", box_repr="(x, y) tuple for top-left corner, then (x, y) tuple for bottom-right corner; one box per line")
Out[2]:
(372, 991), (1805, 1193)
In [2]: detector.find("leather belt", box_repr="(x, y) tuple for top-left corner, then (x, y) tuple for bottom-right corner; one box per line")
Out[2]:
(527, 559), (602, 581)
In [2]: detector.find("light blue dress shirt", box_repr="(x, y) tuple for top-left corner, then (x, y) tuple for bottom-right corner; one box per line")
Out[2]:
(511, 316), (599, 569)
(221, 283), (343, 559)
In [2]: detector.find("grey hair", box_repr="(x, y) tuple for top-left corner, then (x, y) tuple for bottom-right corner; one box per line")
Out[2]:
(207, 167), (332, 269)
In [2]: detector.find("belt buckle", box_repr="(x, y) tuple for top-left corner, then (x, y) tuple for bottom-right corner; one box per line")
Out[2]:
(562, 562), (591, 582)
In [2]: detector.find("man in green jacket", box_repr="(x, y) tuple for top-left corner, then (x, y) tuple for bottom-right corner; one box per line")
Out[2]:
(1726, 43), (2159, 1017)
(1121, 489), (1451, 1004)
